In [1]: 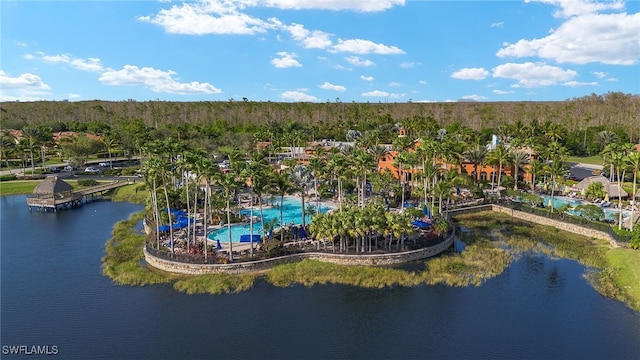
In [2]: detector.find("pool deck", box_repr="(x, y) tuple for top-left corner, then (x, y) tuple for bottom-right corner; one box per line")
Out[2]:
(192, 195), (339, 254)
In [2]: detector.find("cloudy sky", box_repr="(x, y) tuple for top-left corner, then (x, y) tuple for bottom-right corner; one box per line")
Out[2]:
(1, 0), (638, 102)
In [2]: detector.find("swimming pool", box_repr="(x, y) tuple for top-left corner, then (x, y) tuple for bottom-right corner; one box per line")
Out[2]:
(541, 195), (631, 221)
(207, 196), (333, 243)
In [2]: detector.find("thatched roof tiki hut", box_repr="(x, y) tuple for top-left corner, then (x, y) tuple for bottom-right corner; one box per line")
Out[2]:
(33, 176), (74, 198)
(27, 176), (81, 211)
(575, 176), (629, 199)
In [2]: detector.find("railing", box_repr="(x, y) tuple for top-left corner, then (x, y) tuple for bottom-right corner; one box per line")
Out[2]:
(497, 201), (619, 240)
(445, 198), (620, 243)
(145, 245), (224, 264)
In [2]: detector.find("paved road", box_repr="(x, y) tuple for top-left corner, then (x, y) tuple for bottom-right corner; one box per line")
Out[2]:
(567, 162), (604, 181)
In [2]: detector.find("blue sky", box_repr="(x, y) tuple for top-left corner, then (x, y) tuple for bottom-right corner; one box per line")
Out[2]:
(1, 0), (638, 103)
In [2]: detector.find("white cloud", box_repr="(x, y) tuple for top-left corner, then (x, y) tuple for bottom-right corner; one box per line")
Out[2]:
(331, 39), (405, 54)
(99, 65), (222, 94)
(563, 80), (598, 87)
(492, 62), (578, 88)
(462, 94), (487, 101)
(400, 62), (417, 68)
(138, 1), (274, 35)
(388, 82), (401, 87)
(25, 51), (107, 73)
(492, 89), (514, 95)
(68, 93), (81, 99)
(419, 80), (427, 85)
(363, 90), (389, 97)
(70, 58), (105, 73)
(498, 1), (640, 65)
(0, 70), (51, 101)
(593, 71), (607, 79)
(345, 56), (374, 67)
(319, 82), (346, 92)
(361, 75), (374, 81)
(41, 53), (71, 64)
(280, 90), (319, 101)
(362, 90), (407, 98)
(271, 52), (302, 68)
(0, 70), (50, 90)
(262, 0), (405, 12)
(491, 21), (504, 27)
(284, 23), (333, 49)
(451, 67), (489, 80)
(529, 0), (625, 18)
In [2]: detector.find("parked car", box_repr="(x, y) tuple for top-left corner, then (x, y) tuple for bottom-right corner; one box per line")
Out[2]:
(63, 165), (74, 172)
(84, 166), (101, 174)
(98, 161), (111, 167)
(49, 166), (61, 173)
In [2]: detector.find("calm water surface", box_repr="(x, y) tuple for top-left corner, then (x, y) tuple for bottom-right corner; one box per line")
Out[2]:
(1, 195), (639, 359)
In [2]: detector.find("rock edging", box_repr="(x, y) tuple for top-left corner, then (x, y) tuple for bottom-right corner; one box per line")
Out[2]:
(144, 231), (455, 275)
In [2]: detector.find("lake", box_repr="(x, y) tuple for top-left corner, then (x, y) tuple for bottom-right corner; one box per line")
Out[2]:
(1, 195), (639, 359)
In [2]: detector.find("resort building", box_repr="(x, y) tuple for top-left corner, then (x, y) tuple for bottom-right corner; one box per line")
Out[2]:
(377, 134), (536, 186)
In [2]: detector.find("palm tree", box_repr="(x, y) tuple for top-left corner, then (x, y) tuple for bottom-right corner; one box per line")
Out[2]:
(529, 158), (545, 191)
(485, 144), (511, 195)
(307, 157), (326, 213)
(218, 172), (238, 261)
(143, 156), (163, 250)
(544, 159), (569, 213)
(352, 149), (374, 208)
(464, 144), (488, 182)
(0, 133), (16, 173)
(625, 151), (640, 231)
(196, 155), (219, 262)
(270, 170), (295, 241)
(290, 165), (313, 228)
(326, 153), (348, 211)
(433, 180), (453, 215)
(157, 156), (175, 256)
(20, 127), (41, 175)
(607, 150), (630, 230)
(393, 151), (413, 210)
(242, 154), (270, 256)
(176, 151), (193, 253)
(102, 134), (119, 169)
(511, 150), (530, 190)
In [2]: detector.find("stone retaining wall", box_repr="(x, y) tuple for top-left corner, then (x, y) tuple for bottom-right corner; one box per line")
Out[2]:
(445, 204), (619, 248)
(490, 205), (620, 248)
(144, 232), (455, 275)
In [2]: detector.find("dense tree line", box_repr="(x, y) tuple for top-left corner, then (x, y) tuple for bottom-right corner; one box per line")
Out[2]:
(1, 92), (638, 152)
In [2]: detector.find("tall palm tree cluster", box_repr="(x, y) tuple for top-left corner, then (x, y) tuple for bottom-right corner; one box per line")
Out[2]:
(600, 140), (640, 231)
(139, 132), (464, 261)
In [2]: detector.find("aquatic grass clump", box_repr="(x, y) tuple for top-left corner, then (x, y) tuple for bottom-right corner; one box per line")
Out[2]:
(102, 212), (172, 286)
(174, 274), (256, 295)
(267, 259), (421, 288)
(421, 241), (512, 287)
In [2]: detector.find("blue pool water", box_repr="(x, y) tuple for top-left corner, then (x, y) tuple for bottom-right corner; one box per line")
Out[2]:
(541, 195), (630, 221)
(208, 196), (333, 243)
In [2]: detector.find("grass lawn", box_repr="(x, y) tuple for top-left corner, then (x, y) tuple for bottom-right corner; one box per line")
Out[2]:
(0, 179), (120, 196)
(566, 155), (604, 166)
(606, 248), (640, 311)
(0, 180), (42, 195)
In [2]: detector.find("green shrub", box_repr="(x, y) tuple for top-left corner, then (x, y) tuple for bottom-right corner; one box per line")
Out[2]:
(78, 179), (98, 186)
(0, 174), (17, 182)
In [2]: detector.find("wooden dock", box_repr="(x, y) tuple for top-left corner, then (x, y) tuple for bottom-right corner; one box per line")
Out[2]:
(27, 180), (131, 212)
